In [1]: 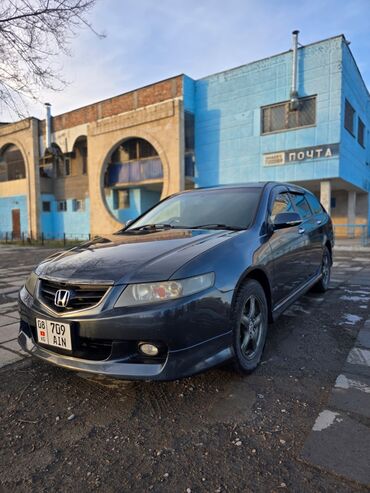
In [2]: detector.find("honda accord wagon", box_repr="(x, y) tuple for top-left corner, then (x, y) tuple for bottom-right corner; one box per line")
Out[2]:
(18, 182), (333, 380)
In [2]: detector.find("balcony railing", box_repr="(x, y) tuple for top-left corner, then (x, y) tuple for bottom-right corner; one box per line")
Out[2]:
(107, 158), (163, 186)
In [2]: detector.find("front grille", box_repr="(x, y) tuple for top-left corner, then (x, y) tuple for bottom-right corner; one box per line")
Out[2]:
(39, 278), (110, 312)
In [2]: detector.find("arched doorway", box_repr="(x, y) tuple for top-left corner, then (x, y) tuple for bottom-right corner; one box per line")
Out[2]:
(0, 144), (26, 182)
(103, 137), (163, 224)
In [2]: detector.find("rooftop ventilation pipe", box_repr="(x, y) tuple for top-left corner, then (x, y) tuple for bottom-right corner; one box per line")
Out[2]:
(290, 30), (300, 110)
(45, 102), (52, 150)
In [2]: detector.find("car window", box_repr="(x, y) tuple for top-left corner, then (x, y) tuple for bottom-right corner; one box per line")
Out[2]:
(270, 192), (294, 221)
(305, 193), (323, 215)
(127, 188), (262, 230)
(290, 193), (312, 220)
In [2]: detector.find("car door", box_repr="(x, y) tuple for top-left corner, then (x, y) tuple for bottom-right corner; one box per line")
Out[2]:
(267, 187), (310, 306)
(289, 191), (322, 280)
(305, 192), (326, 276)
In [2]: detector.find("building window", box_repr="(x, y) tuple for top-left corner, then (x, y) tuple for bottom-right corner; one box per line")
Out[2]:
(185, 112), (195, 179)
(56, 157), (71, 177)
(82, 148), (88, 175)
(0, 144), (26, 182)
(261, 96), (316, 134)
(111, 138), (158, 164)
(42, 201), (51, 212)
(57, 200), (67, 212)
(344, 99), (355, 136)
(65, 158), (71, 176)
(113, 189), (130, 209)
(358, 118), (365, 148)
(72, 199), (85, 212)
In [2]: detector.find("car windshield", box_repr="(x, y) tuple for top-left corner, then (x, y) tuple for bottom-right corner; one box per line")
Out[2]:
(125, 188), (261, 231)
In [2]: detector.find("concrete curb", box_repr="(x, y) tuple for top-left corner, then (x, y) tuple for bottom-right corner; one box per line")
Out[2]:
(300, 319), (370, 487)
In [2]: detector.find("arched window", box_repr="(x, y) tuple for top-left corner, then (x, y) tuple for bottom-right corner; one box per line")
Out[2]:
(40, 143), (65, 178)
(71, 136), (88, 175)
(105, 137), (162, 187)
(103, 137), (163, 224)
(0, 144), (26, 182)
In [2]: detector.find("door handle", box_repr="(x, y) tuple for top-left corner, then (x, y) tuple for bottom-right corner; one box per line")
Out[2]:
(317, 219), (322, 225)
(298, 227), (305, 234)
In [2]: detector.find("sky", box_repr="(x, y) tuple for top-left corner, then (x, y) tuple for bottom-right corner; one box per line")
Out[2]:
(9, 0), (370, 120)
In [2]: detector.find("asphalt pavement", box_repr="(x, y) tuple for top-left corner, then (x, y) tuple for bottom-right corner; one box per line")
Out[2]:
(0, 245), (369, 492)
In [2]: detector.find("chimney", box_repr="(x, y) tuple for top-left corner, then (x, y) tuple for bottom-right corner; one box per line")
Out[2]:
(45, 103), (52, 149)
(290, 30), (300, 110)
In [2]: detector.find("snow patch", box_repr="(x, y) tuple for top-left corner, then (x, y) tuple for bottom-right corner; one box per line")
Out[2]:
(340, 314), (363, 326)
(335, 374), (370, 393)
(312, 410), (342, 431)
(347, 348), (370, 367)
(340, 295), (370, 303)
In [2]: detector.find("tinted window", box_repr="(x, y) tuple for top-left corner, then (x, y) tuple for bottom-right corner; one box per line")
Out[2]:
(270, 192), (294, 221)
(291, 193), (312, 219)
(127, 189), (261, 230)
(358, 118), (365, 148)
(42, 201), (51, 212)
(305, 193), (323, 215)
(344, 99), (355, 135)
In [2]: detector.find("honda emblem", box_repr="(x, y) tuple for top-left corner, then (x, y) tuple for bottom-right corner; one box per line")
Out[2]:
(54, 289), (70, 308)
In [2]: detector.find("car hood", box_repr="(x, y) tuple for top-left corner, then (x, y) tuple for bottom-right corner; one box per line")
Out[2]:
(35, 229), (237, 284)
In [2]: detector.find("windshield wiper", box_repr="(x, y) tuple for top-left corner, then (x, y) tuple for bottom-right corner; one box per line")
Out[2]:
(190, 224), (244, 231)
(124, 223), (179, 232)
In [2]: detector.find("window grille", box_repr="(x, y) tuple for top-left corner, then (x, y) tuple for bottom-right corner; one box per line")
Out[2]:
(261, 96), (316, 134)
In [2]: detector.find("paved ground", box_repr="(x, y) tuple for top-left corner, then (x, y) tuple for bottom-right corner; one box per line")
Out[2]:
(0, 245), (370, 492)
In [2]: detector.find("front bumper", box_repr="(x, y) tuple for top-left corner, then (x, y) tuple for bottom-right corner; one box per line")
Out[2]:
(18, 286), (233, 380)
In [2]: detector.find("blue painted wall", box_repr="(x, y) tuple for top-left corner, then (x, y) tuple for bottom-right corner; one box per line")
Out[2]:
(105, 188), (161, 224)
(339, 41), (370, 191)
(183, 75), (196, 113)
(193, 36), (344, 187)
(0, 195), (28, 236)
(41, 194), (90, 239)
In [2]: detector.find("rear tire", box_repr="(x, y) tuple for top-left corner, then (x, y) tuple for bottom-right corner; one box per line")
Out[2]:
(232, 279), (268, 375)
(313, 246), (331, 293)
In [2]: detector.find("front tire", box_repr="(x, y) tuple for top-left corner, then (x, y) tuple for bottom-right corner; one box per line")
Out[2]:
(313, 246), (331, 293)
(232, 279), (268, 374)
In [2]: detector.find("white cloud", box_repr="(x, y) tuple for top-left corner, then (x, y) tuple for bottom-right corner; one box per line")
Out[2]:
(3, 0), (370, 120)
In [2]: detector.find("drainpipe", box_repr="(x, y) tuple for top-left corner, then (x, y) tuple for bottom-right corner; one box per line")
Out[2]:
(290, 30), (300, 110)
(45, 102), (52, 150)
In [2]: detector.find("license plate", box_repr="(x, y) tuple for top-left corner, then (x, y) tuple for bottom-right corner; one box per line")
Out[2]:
(36, 318), (72, 351)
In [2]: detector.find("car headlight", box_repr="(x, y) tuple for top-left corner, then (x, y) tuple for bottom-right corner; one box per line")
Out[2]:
(25, 272), (38, 296)
(115, 273), (215, 307)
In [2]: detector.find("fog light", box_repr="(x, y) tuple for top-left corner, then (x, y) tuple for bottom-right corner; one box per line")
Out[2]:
(139, 342), (159, 356)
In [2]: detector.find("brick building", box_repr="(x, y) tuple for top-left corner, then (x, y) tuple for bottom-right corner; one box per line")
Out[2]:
(0, 33), (369, 239)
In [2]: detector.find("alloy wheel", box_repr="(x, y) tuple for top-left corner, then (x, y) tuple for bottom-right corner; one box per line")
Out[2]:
(322, 252), (330, 287)
(240, 295), (263, 360)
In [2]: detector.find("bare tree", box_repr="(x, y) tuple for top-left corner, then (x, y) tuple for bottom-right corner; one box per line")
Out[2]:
(0, 0), (102, 119)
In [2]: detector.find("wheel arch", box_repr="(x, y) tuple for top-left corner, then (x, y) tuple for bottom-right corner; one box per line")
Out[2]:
(325, 239), (333, 265)
(232, 267), (273, 323)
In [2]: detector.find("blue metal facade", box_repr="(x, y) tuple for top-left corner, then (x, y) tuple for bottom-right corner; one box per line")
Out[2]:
(340, 42), (370, 191)
(183, 35), (370, 232)
(184, 36), (369, 188)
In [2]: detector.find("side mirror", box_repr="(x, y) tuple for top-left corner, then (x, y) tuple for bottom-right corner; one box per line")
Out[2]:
(273, 212), (302, 230)
(125, 219), (134, 227)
